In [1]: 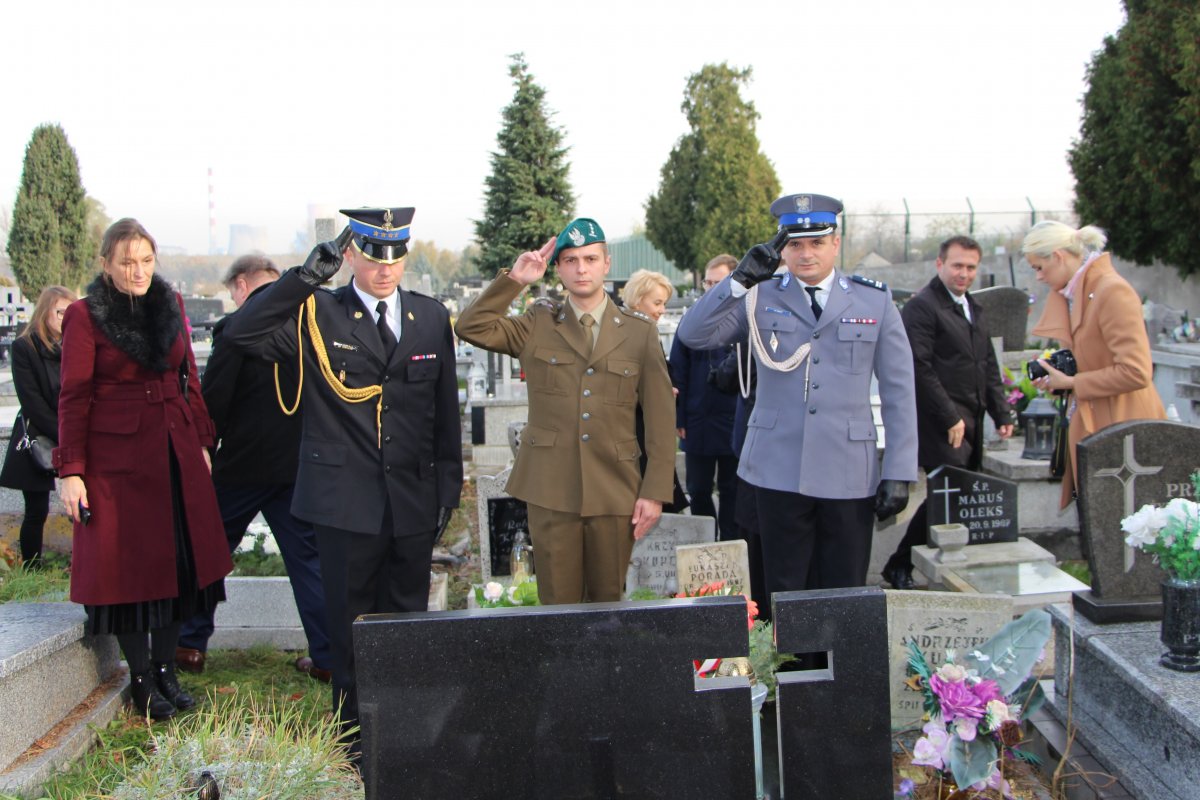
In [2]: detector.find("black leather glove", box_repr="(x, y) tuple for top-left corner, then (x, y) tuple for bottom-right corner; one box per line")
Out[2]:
(297, 226), (353, 287)
(433, 506), (454, 545)
(874, 479), (909, 522)
(731, 229), (789, 289)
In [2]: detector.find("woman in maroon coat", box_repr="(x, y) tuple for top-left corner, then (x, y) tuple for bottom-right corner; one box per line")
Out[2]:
(54, 218), (232, 721)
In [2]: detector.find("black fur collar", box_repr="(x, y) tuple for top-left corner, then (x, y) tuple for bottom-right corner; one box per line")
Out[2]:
(84, 273), (182, 373)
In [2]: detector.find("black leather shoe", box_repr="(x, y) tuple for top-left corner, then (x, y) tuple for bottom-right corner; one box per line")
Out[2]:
(154, 662), (196, 711)
(130, 671), (177, 721)
(884, 564), (917, 590)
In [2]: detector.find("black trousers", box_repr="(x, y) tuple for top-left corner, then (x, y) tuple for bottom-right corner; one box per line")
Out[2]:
(754, 485), (875, 598)
(734, 477), (768, 620)
(886, 498), (929, 572)
(684, 452), (739, 541)
(314, 507), (433, 737)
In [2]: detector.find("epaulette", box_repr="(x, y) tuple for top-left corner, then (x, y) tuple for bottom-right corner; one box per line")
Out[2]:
(532, 297), (562, 314)
(851, 275), (887, 291)
(617, 304), (654, 324)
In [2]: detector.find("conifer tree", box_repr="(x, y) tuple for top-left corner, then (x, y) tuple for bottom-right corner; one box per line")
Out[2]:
(474, 54), (574, 279)
(646, 64), (780, 283)
(8, 124), (95, 296)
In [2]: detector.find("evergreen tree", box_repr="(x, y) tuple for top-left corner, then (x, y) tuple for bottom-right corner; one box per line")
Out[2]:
(1070, 0), (1200, 276)
(474, 54), (574, 279)
(7, 124), (95, 296)
(646, 64), (780, 283)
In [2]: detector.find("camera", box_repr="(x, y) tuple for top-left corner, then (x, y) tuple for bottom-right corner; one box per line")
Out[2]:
(1026, 349), (1078, 381)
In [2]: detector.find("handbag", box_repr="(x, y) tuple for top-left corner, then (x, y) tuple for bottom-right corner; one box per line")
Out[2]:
(16, 413), (56, 474)
(1049, 395), (1070, 479)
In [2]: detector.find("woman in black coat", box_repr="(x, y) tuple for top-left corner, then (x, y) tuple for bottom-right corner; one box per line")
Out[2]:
(0, 286), (77, 566)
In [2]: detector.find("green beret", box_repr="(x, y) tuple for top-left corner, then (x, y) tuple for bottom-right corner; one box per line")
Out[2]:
(551, 218), (606, 265)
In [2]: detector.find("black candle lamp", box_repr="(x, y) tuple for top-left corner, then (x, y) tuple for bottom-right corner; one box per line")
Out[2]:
(1020, 395), (1058, 460)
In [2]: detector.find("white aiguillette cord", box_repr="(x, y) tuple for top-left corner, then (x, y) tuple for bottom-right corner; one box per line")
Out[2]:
(738, 283), (812, 401)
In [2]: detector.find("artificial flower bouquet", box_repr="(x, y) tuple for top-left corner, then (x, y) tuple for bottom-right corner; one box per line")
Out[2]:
(474, 578), (540, 608)
(676, 580), (763, 680)
(900, 609), (1051, 796)
(1121, 471), (1200, 581)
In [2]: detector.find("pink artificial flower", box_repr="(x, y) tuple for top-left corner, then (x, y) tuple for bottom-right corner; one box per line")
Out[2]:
(970, 678), (1004, 706)
(972, 767), (1012, 795)
(930, 673), (986, 722)
(912, 721), (951, 770)
(954, 716), (979, 742)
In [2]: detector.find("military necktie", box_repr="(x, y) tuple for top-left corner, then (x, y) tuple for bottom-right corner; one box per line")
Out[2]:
(804, 286), (822, 321)
(376, 300), (397, 355)
(580, 313), (596, 354)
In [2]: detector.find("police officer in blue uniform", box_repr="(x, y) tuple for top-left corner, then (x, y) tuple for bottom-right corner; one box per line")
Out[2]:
(676, 193), (917, 599)
(223, 208), (462, 765)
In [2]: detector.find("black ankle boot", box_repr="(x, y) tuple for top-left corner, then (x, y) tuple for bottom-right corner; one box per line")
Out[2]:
(154, 662), (195, 711)
(130, 671), (177, 720)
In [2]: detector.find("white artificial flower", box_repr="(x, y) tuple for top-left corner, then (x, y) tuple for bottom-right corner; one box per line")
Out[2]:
(1122, 504), (1166, 547)
(507, 585), (519, 603)
(986, 699), (1012, 723)
(483, 581), (503, 602)
(937, 663), (967, 683)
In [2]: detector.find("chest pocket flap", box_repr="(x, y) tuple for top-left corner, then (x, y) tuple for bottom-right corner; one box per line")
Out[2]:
(406, 361), (438, 381)
(758, 314), (798, 333)
(534, 347), (576, 367)
(838, 324), (880, 343)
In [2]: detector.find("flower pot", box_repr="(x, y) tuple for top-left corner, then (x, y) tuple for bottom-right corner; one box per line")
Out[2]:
(1160, 577), (1200, 672)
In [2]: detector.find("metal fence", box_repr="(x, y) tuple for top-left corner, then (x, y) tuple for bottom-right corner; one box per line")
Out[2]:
(839, 200), (1077, 269)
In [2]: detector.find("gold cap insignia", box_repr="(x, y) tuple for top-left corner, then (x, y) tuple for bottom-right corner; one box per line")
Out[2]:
(382, 209), (394, 231)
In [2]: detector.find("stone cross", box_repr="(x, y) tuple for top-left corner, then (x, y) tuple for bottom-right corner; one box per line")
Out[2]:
(1095, 434), (1162, 571)
(932, 476), (961, 523)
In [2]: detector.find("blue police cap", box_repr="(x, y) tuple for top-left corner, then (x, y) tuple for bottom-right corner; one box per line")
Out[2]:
(339, 207), (415, 264)
(769, 194), (843, 238)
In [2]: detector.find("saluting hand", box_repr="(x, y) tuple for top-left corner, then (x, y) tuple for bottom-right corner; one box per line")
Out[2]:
(509, 238), (556, 286)
(298, 226), (354, 287)
(731, 229), (789, 289)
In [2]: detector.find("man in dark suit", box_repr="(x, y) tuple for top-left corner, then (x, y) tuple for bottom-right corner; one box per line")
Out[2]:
(670, 254), (739, 540)
(882, 235), (1014, 589)
(175, 255), (332, 683)
(223, 209), (462, 760)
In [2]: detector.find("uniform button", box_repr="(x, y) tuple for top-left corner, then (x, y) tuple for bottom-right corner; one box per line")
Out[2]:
(813, 357), (820, 364)
(550, 356), (558, 364)
(582, 412), (591, 420)
(583, 389), (592, 397)
(382, 404), (390, 412)
(586, 367), (594, 375)
(813, 332), (820, 339)
(385, 465), (392, 474)
(856, 332), (863, 338)
(623, 369), (630, 375)
(384, 435), (393, 444)
(809, 407), (817, 414)
(312, 451), (319, 458)
(383, 375), (390, 382)
(812, 383), (819, 390)
(581, 434), (590, 442)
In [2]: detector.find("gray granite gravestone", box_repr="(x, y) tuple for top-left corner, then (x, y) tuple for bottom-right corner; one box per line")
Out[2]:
(774, 587), (892, 799)
(970, 285), (1029, 352)
(885, 590), (1013, 730)
(926, 464), (1019, 544)
(1075, 420), (1200, 622)
(475, 469), (528, 581)
(353, 598), (756, 799)
(624, 513), (716, 598)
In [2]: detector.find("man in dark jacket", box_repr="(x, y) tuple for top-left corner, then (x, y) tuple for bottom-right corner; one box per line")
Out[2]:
(175, 255), (332, 682)
(223, 209), (462, 764)
(882, 235), (1014, 589)
(670, 254), (739, 540)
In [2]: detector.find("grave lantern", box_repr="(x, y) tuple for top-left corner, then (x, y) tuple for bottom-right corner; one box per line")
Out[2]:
(1020, 395), (1057, 460)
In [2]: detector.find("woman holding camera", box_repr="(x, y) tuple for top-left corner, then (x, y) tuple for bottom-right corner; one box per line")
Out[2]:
(0, 286), (77, 567)
(1024, 221), (1165, 507)
(55, 218), (232, 721)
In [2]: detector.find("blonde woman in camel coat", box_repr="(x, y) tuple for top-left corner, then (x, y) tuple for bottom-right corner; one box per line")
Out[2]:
(1024, 221), (1165, 508)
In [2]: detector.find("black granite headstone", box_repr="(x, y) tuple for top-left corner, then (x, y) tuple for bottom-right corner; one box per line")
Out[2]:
(486, 496), (528, 577)
(970, 285), (1029, 352)
(353, 597), (756, 799)
(773, 587), (892, 799)
(1075, 420), (1200, 622)
(926, 464), (1019, 544)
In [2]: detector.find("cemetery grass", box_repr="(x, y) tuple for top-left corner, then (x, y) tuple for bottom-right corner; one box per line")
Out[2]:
(12, 645), (361, 800)
(0, 554), (70, 603)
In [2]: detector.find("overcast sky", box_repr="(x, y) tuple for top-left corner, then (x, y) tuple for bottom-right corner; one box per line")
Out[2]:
(1, 0), (1126, 256)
